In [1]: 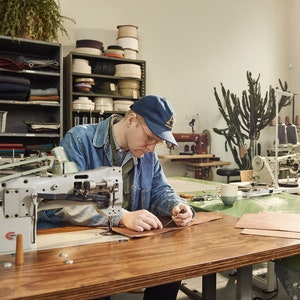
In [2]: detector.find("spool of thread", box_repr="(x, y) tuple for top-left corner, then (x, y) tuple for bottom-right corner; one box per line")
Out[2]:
(278, 115), (282, 124)
(286, 123), (298, 144)
(278, 123), (287, 144)
(15, 234), (24, 265)
(285, 116), (290, 125)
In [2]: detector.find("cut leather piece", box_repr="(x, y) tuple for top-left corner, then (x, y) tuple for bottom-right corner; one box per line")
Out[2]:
(112, 212), (223, 238)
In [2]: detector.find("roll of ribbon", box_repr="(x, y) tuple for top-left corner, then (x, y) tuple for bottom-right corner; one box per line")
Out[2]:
(117, 25), (138, 38)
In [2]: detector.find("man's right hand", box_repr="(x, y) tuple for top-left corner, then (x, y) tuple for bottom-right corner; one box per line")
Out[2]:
(119, 209), (163, 232)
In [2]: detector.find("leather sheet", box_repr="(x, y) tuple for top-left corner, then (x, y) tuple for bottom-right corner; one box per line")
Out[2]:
(112, 211), (222, 238)
(236, 211), (300, 239)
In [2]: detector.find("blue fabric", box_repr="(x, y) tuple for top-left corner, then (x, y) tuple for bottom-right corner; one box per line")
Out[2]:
(38, 115), (190, 229)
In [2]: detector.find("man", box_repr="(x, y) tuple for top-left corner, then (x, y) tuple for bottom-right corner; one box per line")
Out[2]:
(39, 95), (194, 299)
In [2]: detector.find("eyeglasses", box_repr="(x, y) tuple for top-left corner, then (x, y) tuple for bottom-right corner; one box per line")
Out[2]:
(137, 117), (164, 146)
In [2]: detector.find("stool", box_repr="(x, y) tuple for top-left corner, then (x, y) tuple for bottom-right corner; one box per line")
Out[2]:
(216, 168), (240, 183)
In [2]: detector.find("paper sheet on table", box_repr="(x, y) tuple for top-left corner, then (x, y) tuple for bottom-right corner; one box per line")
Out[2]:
(235, 211), (300, 233)
(167, 178), (216, 193)
(112, 212), (223, 238)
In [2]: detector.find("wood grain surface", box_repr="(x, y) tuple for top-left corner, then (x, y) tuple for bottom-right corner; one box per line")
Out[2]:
(1, 214), (300, 299)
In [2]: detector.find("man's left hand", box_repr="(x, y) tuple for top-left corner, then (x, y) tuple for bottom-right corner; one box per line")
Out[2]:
(171, 203), (194, 227)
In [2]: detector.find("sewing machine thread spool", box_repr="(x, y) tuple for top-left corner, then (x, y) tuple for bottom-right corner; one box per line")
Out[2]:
(278, 123), (287, 144)
(286, 123), (298, 144)
(15, 234), (24, 265)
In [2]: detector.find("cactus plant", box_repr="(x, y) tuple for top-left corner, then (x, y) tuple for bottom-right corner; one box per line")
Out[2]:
(213, 71), (291, 170)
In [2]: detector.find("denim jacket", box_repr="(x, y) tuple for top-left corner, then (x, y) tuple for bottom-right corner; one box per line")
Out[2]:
(40, 115), (192, 228)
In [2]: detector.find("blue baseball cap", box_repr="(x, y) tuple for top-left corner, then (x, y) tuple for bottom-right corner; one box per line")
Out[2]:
(130, 95), (178, 146)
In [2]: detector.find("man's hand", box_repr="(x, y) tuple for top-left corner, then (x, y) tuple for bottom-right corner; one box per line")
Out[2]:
(119, 209), (163, 232)
(171, 203), (194, 227)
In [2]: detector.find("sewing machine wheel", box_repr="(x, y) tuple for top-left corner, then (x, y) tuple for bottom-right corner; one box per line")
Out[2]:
(252, 156), (264, 171)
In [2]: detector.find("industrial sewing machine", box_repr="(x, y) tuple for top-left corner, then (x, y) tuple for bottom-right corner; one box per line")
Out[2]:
(252, 153), (300, 191)
(167, 132), (208, 154)
(0, 147), (123, 254)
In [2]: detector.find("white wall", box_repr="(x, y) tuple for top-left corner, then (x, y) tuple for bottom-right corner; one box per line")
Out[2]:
(59, 0), (298, 178)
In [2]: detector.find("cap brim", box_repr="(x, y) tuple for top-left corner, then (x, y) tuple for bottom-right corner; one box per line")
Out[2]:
(145, 118), (178, 146)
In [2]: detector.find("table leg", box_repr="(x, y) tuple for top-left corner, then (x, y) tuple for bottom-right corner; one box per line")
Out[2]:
(236, 265), (253, 300)
(202, 273), (216, 300)
(179, 273), (216, 300)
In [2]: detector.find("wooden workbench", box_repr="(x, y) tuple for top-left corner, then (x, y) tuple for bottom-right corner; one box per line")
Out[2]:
(158, 154), (231, 180)
(1, 214), (300, 300)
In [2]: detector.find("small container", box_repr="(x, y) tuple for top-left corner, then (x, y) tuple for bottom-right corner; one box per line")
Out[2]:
(113, 100), (134, 111)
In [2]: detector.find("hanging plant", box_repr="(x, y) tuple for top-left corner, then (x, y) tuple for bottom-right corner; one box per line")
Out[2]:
(0, 0), (75, 42)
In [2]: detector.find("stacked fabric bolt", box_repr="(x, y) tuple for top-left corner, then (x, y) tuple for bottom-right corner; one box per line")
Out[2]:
(94, 97), (114, 111)
(118, 79), (140, 98)
(93, 81), (120, 96)
(75, 39), (104, 55)
(72, 58), (91, 74)
(74, 78), (95, 94)
(104, 45), (124, 58)
(113, 100), (134, 111)
(72, 97), (95, 110)
(92, 60), (115, 75)
(0, 74), (30, 101)
(29, 87), (59, 102)
(115, 64), (141, 79)
(116, 25), (139, 59)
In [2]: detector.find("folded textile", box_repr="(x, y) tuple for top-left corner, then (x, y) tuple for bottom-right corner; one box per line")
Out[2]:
(29, 95), (60, 101)
(0, 57), (25, 70)
(0, 91), (30, 101)
(0, 82), (30, 93)
(0, 74), (30, 86)
(30, 88), (58, 96)
(17, 56), (59, 69)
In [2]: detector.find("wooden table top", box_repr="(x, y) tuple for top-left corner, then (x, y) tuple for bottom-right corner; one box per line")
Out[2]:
(158, 154), (215, 160)
(1, 214), (300, 300)
(185, 161), (231, 167)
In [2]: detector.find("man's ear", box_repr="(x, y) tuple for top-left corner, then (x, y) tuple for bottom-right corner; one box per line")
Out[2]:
(127, 112), (137, 125)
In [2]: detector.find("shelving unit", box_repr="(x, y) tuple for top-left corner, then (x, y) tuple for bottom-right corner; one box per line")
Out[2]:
(63, 52), (146, 133)
(0, 35), (63, 156)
